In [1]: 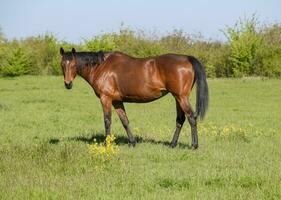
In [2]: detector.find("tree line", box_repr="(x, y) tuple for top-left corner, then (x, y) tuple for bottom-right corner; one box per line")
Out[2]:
(0, 16), (280, 77)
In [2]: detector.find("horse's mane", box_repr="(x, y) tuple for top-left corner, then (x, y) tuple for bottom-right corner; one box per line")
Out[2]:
(63, 51), (105, 67)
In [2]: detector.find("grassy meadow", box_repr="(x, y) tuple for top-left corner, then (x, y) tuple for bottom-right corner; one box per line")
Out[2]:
(0, 76), (281, 199)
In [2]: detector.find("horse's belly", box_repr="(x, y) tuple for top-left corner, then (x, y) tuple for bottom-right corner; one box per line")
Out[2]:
(121, 89), (168, 103)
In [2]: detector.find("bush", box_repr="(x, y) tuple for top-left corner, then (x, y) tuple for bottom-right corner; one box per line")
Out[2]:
(256, 24), (281, 77)
(84, 33), (116, 51)
(0, 28), (8, 74)
(0, 17), (281, 78)
(114, 28), (166, 57)
(22, 33), (61, 75)
(223, 16), (263, 77)
(160, 29), (191, 54)
(1, 47), (31, 76)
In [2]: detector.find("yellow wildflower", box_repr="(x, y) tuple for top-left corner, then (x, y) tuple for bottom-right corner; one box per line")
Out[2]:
(89, 134), (119, 160)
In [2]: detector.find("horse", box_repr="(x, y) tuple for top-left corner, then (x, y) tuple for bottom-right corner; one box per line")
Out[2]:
(59, 47), (208, 149)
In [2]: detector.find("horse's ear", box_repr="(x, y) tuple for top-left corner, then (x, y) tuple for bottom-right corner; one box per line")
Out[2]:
(72, 48), (76, 55)
(60, 47), (64, 56)
(71, 48), (76, 59)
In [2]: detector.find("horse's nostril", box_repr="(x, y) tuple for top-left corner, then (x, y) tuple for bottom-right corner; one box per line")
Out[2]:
(64, 81), (73, 89)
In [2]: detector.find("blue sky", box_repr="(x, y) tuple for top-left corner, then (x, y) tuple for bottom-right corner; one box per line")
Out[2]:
(0, 0), (280, 43)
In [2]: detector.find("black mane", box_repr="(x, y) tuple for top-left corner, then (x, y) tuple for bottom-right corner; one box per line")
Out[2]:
(63, 51), (105, 67)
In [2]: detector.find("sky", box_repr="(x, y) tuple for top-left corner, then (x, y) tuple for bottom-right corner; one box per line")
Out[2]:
(0, 0), (281, 43)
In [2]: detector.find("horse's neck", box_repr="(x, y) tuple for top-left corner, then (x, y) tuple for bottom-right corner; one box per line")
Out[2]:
(78, 66), (97, 90)
(77, 65), (89, 80)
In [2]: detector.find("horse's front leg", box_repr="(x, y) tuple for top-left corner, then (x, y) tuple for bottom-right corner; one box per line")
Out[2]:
(100, 95), (112, 136)
(113, 101), (136, 147)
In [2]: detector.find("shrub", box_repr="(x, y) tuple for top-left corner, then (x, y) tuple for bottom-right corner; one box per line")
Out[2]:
(256, 24), (281, 77)
(223, 15), (263, 77)
(159, 29), (191, 54)
(1, 47), (31, 76)
(1, 18), (281, 77)
(22, 33), (61, 75)
(114, 28), (166, 57)
(84, 33), (116, 51)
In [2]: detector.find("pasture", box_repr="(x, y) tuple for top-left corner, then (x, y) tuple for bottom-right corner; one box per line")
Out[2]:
(0, 76), (281, 199)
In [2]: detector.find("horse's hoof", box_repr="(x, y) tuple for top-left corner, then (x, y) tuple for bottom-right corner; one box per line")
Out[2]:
(128, 141), (136, 147)
(169, 142), (177, 148)
(192, 144), (198, 150)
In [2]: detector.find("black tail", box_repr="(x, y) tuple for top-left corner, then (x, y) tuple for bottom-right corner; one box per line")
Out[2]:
(188, 56), (209, 120)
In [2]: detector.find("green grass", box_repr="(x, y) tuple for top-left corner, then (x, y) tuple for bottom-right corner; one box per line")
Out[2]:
(0, 76), (281, 199)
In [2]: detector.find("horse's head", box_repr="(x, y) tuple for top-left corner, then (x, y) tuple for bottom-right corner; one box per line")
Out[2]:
(60, 47), (77, 89)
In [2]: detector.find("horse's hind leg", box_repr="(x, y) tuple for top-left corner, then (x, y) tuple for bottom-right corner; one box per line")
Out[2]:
(113, 102), (136, 147)
(175, 96), (198, 150)
(170, 100), (186, 148)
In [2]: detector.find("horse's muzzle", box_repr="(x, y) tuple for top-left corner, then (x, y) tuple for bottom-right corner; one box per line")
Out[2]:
(64, 81), (73, 89)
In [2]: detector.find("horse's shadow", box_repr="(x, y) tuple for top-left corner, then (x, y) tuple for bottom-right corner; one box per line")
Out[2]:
(49, 132), (191, 149)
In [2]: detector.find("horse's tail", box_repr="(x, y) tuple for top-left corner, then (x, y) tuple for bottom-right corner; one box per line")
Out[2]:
(188, 56), (209, 120)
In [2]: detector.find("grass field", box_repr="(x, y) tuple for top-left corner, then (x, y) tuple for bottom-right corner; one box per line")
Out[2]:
(0, 76), (281, 199)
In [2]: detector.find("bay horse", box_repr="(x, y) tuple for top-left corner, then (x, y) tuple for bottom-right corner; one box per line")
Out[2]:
(60, 47), (208, 149)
